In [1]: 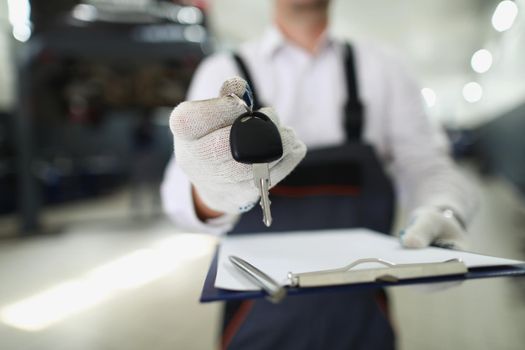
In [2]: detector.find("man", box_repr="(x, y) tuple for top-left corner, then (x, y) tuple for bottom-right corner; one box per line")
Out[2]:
(162, 0), (478, 348)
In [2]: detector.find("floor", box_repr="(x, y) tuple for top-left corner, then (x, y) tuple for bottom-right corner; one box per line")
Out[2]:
(0, 171), (524, 350)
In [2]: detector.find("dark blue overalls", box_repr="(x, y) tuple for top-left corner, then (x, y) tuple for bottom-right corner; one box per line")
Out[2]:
(222, 44), (396, 350)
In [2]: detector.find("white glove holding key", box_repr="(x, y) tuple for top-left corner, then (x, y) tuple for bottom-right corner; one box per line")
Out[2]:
(169, 77), (307, 214)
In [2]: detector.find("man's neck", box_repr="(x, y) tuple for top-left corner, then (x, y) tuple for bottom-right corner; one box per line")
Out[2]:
(275, 9), (329, 54)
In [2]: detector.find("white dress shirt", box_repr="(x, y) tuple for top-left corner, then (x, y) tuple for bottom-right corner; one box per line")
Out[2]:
(161, 26), (477, 235)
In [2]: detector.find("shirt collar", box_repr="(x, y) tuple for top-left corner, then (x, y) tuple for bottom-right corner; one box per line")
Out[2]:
(260, 25), (336, 60)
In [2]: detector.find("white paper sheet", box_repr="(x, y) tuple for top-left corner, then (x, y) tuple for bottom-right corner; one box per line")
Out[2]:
(215, 229), (524, 291)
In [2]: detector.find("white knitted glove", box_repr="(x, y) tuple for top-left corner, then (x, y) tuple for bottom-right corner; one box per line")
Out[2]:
(400, 206), (468, 292)
(169, 77), (307, 214)
(400, 206), (468, 250)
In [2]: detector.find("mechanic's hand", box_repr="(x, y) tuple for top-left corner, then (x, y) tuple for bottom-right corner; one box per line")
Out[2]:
(400, 206), (468, 250)
(169, 77), (307, 214)
(400, 206), (468, 292)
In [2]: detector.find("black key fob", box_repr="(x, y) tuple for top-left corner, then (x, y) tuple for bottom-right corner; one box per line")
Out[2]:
(230, 111), (283, 164)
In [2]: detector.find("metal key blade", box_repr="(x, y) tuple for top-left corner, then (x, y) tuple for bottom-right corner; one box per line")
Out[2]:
(259, 178), (272, 227)
(252, 163), (272, 227)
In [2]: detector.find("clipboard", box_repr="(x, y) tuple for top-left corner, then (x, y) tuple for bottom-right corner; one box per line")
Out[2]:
(200, 248), (525, 303)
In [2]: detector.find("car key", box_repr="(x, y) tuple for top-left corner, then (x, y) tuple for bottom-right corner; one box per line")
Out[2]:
(229, 94), (283, 227)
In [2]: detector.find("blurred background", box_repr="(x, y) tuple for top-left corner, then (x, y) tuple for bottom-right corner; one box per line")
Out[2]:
(0, 0), (524, 349)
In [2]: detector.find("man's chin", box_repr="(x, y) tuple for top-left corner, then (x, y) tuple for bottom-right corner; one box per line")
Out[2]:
(290, 0), (330, 12)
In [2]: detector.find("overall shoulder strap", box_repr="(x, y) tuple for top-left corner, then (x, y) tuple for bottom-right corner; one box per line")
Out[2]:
(343, 43), (364, 141)
(233, 45), (364, 137)
(232, 53), (263, 110)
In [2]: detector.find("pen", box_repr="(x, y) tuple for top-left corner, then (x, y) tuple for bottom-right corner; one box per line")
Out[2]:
(229, 255), (286, 303)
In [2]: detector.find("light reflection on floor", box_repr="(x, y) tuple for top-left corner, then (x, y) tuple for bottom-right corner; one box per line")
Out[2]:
(1, 234), (216, 332)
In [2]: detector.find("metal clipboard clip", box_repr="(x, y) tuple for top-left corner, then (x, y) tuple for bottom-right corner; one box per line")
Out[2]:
(287, 258), (468, 288)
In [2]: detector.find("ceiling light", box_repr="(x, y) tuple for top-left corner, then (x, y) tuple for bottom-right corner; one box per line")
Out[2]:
(177, 7), (203, 24)
(492, 1), (519, 32)
(471, 49), (493, 74)
(7, 0), (32, 42)
(72, 4), (98, 22)
(462, 82), (483, 103)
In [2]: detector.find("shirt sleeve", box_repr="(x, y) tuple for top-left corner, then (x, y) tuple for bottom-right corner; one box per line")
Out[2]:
(160, 53), (241, 235)
(383, 59), (478, 226)
(160, 157), (240, 235)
